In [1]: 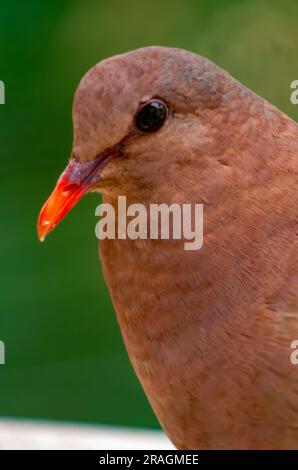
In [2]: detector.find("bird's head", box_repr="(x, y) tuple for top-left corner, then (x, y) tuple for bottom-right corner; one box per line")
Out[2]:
(38, 46), (244, 241)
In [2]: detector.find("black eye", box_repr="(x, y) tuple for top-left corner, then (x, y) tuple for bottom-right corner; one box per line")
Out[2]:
(135, 99), (168, 133)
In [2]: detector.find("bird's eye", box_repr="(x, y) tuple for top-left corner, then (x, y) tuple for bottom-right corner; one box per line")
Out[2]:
(135, 99), (168, 133)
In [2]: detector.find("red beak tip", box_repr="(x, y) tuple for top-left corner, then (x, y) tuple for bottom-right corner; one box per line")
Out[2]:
(37, 219), (51, 242)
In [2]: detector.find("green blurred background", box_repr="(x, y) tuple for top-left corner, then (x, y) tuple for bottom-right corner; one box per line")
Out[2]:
(0, 0), (297, 429)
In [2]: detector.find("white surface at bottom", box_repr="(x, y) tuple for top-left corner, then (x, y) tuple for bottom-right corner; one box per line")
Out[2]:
(0, 419), (174, 450)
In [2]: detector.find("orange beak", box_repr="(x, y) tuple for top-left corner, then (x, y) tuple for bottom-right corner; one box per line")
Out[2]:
(37, 149), (118, 241)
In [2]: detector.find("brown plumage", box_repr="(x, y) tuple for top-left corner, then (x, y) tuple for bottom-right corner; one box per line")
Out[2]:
(38, 47), (298, 449)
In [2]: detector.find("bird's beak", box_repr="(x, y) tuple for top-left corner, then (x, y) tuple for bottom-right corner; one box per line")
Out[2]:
(37, 149), (118, 241)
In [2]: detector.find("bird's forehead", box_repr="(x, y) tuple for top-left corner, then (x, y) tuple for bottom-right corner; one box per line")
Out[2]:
(72, 51), (162, 160)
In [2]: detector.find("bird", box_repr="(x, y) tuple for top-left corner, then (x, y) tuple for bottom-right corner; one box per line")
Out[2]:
(37, 46), (298, 449)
